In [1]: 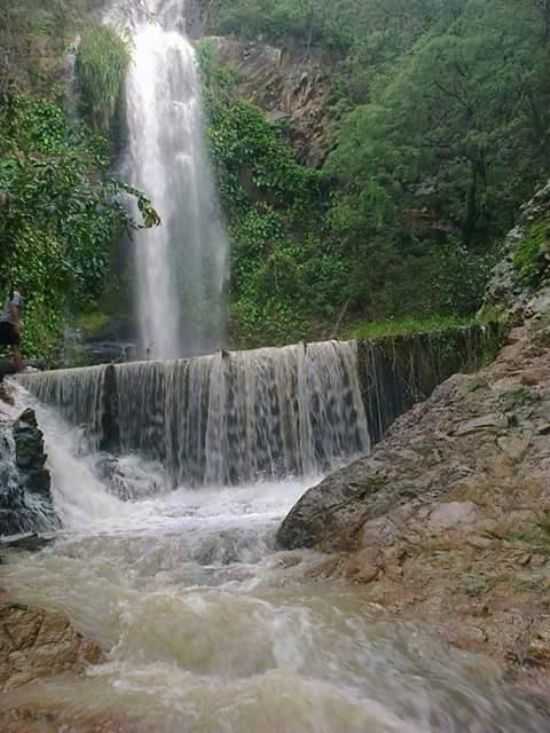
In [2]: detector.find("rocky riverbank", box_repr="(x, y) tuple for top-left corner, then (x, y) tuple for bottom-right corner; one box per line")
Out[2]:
(278, 298), (550, 681)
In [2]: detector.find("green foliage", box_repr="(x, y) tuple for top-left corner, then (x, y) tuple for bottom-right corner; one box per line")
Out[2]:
(77, 310), (110, 337)
(199, 47), (346, 345)
(328, 0), (550, 250)
(210, 0), (445, 53)
(346, 315), (475, 341)
(204, 0), (546, 346)
(513, 218), (550, 286)
(0, 93), (157, 359)
(0, 0), (104, 97)
(76, 24), (131, 133)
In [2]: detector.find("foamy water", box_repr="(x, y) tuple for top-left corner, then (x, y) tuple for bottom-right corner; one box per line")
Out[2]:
(1, 385), (548, 731)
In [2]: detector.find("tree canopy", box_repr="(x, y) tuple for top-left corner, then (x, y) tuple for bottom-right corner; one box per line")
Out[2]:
(203, 0), (550, 338)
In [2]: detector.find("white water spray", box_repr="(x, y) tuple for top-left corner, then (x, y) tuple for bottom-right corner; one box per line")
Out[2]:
(108, 0), (229, 359)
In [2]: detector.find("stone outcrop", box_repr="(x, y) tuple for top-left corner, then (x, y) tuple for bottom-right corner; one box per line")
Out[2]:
(0, 405), (59, 537)
(482, 180), (550, 323)
(0, 597), (113, 733)
(0, 601), (103, 692)
(278, 321), (550, 552)
(205, 36), (333, 167)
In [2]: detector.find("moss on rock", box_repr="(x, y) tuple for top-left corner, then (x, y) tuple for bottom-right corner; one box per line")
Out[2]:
(513, 217), (550, 286)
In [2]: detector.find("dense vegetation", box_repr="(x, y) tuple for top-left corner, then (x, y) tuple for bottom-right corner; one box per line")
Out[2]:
(199, 42), (343, 345)
(1, 0), (549, 358)
(0, 0), (155, 359)
(76, 25), (131, 133)
(202, 0), (550, 343)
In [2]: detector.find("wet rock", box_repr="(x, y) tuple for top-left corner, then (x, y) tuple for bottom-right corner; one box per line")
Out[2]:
(278, 311), (550, 674)
(0, 381), (15, 406)
(362, 515), (400, 547)
(0, 360), (17, 384)
(277, 471), (381, 551)
(482, 178), (550, 322)
(96, 455), (168, 501)
(0, 532), (55, 553)
(0, 707), (150, 733)
(528, 618), (550, 666)
(343, 547), (382, 584)
(0, 410), (59, 537)
(0, 603), (103, 691)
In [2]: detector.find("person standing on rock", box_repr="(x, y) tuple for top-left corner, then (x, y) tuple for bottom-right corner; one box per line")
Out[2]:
(0, 287), (24, 372)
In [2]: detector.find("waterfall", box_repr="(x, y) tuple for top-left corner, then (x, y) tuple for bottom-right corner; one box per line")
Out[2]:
(19, 325), (502, 490)
(20, 341), (370, 487)
(106, 0), (229, 360)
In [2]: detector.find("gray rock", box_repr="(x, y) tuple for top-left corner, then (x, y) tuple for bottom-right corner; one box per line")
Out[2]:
(0, 410), (59, 537)
(0, 532), (55, 553)
(454, 414), (508, 436)
(277, 468), (384, 551)
(481, 180), (550, 319)
(203, 36), (332, 167)
(497, 434), (530, 462)
(427, 502), (481, 531)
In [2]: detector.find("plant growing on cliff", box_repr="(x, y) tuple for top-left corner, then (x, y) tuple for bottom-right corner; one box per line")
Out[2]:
(513, 219), (550, 286)
(76, 24), (131, 133)
(198, 46), (349, 345)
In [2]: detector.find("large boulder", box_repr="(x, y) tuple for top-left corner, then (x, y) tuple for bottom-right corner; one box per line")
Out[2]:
(0, 602), (102, 692)
(277, 325), (550, 552)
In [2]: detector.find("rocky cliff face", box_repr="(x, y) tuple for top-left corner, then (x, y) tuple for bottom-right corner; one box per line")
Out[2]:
(182, 0), (335, 166)
(204, 36), (333, 167)
(483, 181), (550, 323)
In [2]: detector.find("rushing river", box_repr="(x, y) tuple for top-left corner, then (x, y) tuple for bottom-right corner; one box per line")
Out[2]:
(1, 391), (549, 732)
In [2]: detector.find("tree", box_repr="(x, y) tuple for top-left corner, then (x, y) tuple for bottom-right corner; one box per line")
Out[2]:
(0, 93), (158, 357)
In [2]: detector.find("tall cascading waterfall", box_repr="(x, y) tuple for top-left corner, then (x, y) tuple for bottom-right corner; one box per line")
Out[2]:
(20, 341), (370, 487)
(106, 0), (229, 360)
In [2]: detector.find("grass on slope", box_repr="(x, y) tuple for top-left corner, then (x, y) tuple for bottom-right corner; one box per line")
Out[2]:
(345, 315), (475, 341)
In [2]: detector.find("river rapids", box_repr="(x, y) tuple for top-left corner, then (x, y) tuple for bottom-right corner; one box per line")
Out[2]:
(1, 386), (548, 732)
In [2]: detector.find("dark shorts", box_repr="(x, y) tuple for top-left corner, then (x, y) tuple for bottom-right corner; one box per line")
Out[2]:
(0, 321), (20, 347)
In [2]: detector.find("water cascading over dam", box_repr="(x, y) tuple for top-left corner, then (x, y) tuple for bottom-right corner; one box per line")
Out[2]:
(21, 341), (370, 486)
(106, 0), (229, 360)
(19, 325), (502, 488)
(7, 319), (528, 732)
